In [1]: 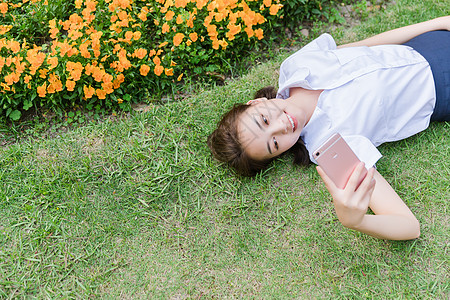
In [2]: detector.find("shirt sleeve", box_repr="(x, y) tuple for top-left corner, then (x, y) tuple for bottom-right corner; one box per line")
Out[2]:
(277, 34), (337, 99)
(342, 135), (382, 169)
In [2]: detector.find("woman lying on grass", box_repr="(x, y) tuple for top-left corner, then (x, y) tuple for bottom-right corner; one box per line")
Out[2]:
(208, 16), (450, 240)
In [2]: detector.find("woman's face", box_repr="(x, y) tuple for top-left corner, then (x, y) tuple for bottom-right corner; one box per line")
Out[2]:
(237, 98), (305, 160)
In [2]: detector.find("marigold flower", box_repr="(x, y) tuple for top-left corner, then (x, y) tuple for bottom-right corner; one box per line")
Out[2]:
(47, 56), (58, 69)
(118, 98), (124, 104)
(96, 88), (107, 99)
(75, 0), (83, 9)
(165, 11), (175, 21)
(0, 3), (8, 14)
(176, 15), (183, 24)
(133, 48), (147, 59)
(269, 4), (281, 15)
(154, 65), (164, 76)
(264, 0), (271, 7)
(140, 64), (150, 76)
(177, 73), (183, 81)
(83, 85), (95, 99)
(102, 82), (114, 94)
(24, 75), (32, 84)
(165, 68), (173, 76)
(0, 25), (12, 35)
(254, 28), (264, 40)
(8, 40), (21, 54)
(212, 38), (220, 50)
(133, 31), (141, 40)
(173, 33), (184, 46)
(189, 32), (198, 42)
(153, 56), (161, 65)
(37, 83), (47, 98)
(66, 80), (76, 91)
(162, 23), (170, 34)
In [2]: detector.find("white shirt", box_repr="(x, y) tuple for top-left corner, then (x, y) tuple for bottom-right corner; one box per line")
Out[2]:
(277, 33), (436, 167)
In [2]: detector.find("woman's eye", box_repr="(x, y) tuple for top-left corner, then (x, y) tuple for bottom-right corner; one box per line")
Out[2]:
(273, 137), (279, 150)
(262, 115), (268, 125)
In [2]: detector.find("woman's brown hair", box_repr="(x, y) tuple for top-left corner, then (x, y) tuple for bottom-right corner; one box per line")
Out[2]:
(207, 86), (310, 176)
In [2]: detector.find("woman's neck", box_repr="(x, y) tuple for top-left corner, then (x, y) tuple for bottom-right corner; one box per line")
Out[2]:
(287, 87), (322, 125)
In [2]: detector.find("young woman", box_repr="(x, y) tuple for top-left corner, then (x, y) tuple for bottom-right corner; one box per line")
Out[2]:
(207, 16), (450, 240)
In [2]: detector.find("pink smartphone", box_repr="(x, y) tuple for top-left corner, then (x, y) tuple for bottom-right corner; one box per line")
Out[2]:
(313, 133), (367, 189)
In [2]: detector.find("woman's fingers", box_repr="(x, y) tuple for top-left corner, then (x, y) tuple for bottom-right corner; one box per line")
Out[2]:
(345, 162), (367, 191)
(354, 167), (376, 206)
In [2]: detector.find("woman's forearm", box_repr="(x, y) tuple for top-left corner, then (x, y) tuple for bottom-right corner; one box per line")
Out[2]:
(350, 214), (420, 240)
(339, 16), (450, 48)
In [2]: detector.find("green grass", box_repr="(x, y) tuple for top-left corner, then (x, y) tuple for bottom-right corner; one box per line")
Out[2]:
(1, 0), (449, 298)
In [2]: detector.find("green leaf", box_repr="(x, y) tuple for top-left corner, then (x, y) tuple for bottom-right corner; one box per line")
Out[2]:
(9, 110), (21, 121)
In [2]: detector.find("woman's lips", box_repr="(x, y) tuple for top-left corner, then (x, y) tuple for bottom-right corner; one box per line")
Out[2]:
(284, 111), (298, 132)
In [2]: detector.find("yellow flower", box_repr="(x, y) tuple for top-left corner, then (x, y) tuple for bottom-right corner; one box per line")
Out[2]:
(118, 98), (124, 104)
(177, 73), (183, 81)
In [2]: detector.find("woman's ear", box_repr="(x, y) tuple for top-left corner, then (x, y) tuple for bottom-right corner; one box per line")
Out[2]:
(246, 97), (267, 105)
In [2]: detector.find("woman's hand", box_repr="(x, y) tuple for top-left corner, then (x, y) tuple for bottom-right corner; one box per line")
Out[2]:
(317, 163), (376, 229)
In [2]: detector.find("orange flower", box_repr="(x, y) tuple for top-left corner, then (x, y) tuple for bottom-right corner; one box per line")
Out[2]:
(117, 98), (124, 104)
(263, 0), (271, 7)
(176, 15), (183, 24)
(165, 11), (175, 21)
(47, 56), (58, 69)
(0, 3), (8, 14)
(133, 48), (147, 59)
(164, 68), (173, 76)
(102, 82), (114, 94)
(37, 83), (47, 98)
(8, 40), (20, 54)
(212, 38), (219, 50)
(140, 64), (150, 76)
(177, 73), (183, 81)
(162, 23), (170, 34)
(173, 33), (184, 46)
(24, 75), (32, 84)
(154, 65), (164, 76)
(138, 7), (148, 21)
(133, 31), (142, 40)
(66, 80), (76, 91)
(80, 42), (91, 58)
(254, 28), (264, 40)
(83, 85), (95, 99)
(269, 4), (281, 15)
(153, 56), (161, 65)
(189, 32), (198, 42)
(96, 89), (106, 99)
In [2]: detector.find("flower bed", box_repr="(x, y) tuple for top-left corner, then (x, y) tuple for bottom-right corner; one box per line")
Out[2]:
(0, 0), (283, 120)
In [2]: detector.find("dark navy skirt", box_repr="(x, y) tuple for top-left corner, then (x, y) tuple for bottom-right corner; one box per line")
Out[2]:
(403, 30), (450, 122)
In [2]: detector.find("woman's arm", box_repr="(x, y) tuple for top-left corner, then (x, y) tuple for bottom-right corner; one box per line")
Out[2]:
(338, 16), (450, 48)
(317, 163), (420, 240)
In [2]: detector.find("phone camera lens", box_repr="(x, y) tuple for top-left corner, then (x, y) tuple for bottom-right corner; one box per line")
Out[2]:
(315, 152), (320, 156)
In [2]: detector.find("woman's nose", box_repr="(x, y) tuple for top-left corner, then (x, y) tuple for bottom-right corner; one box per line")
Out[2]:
(271, 118), (287, 134)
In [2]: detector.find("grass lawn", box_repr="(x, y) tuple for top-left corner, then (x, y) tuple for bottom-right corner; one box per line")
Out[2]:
(1, 0), (449, 298)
